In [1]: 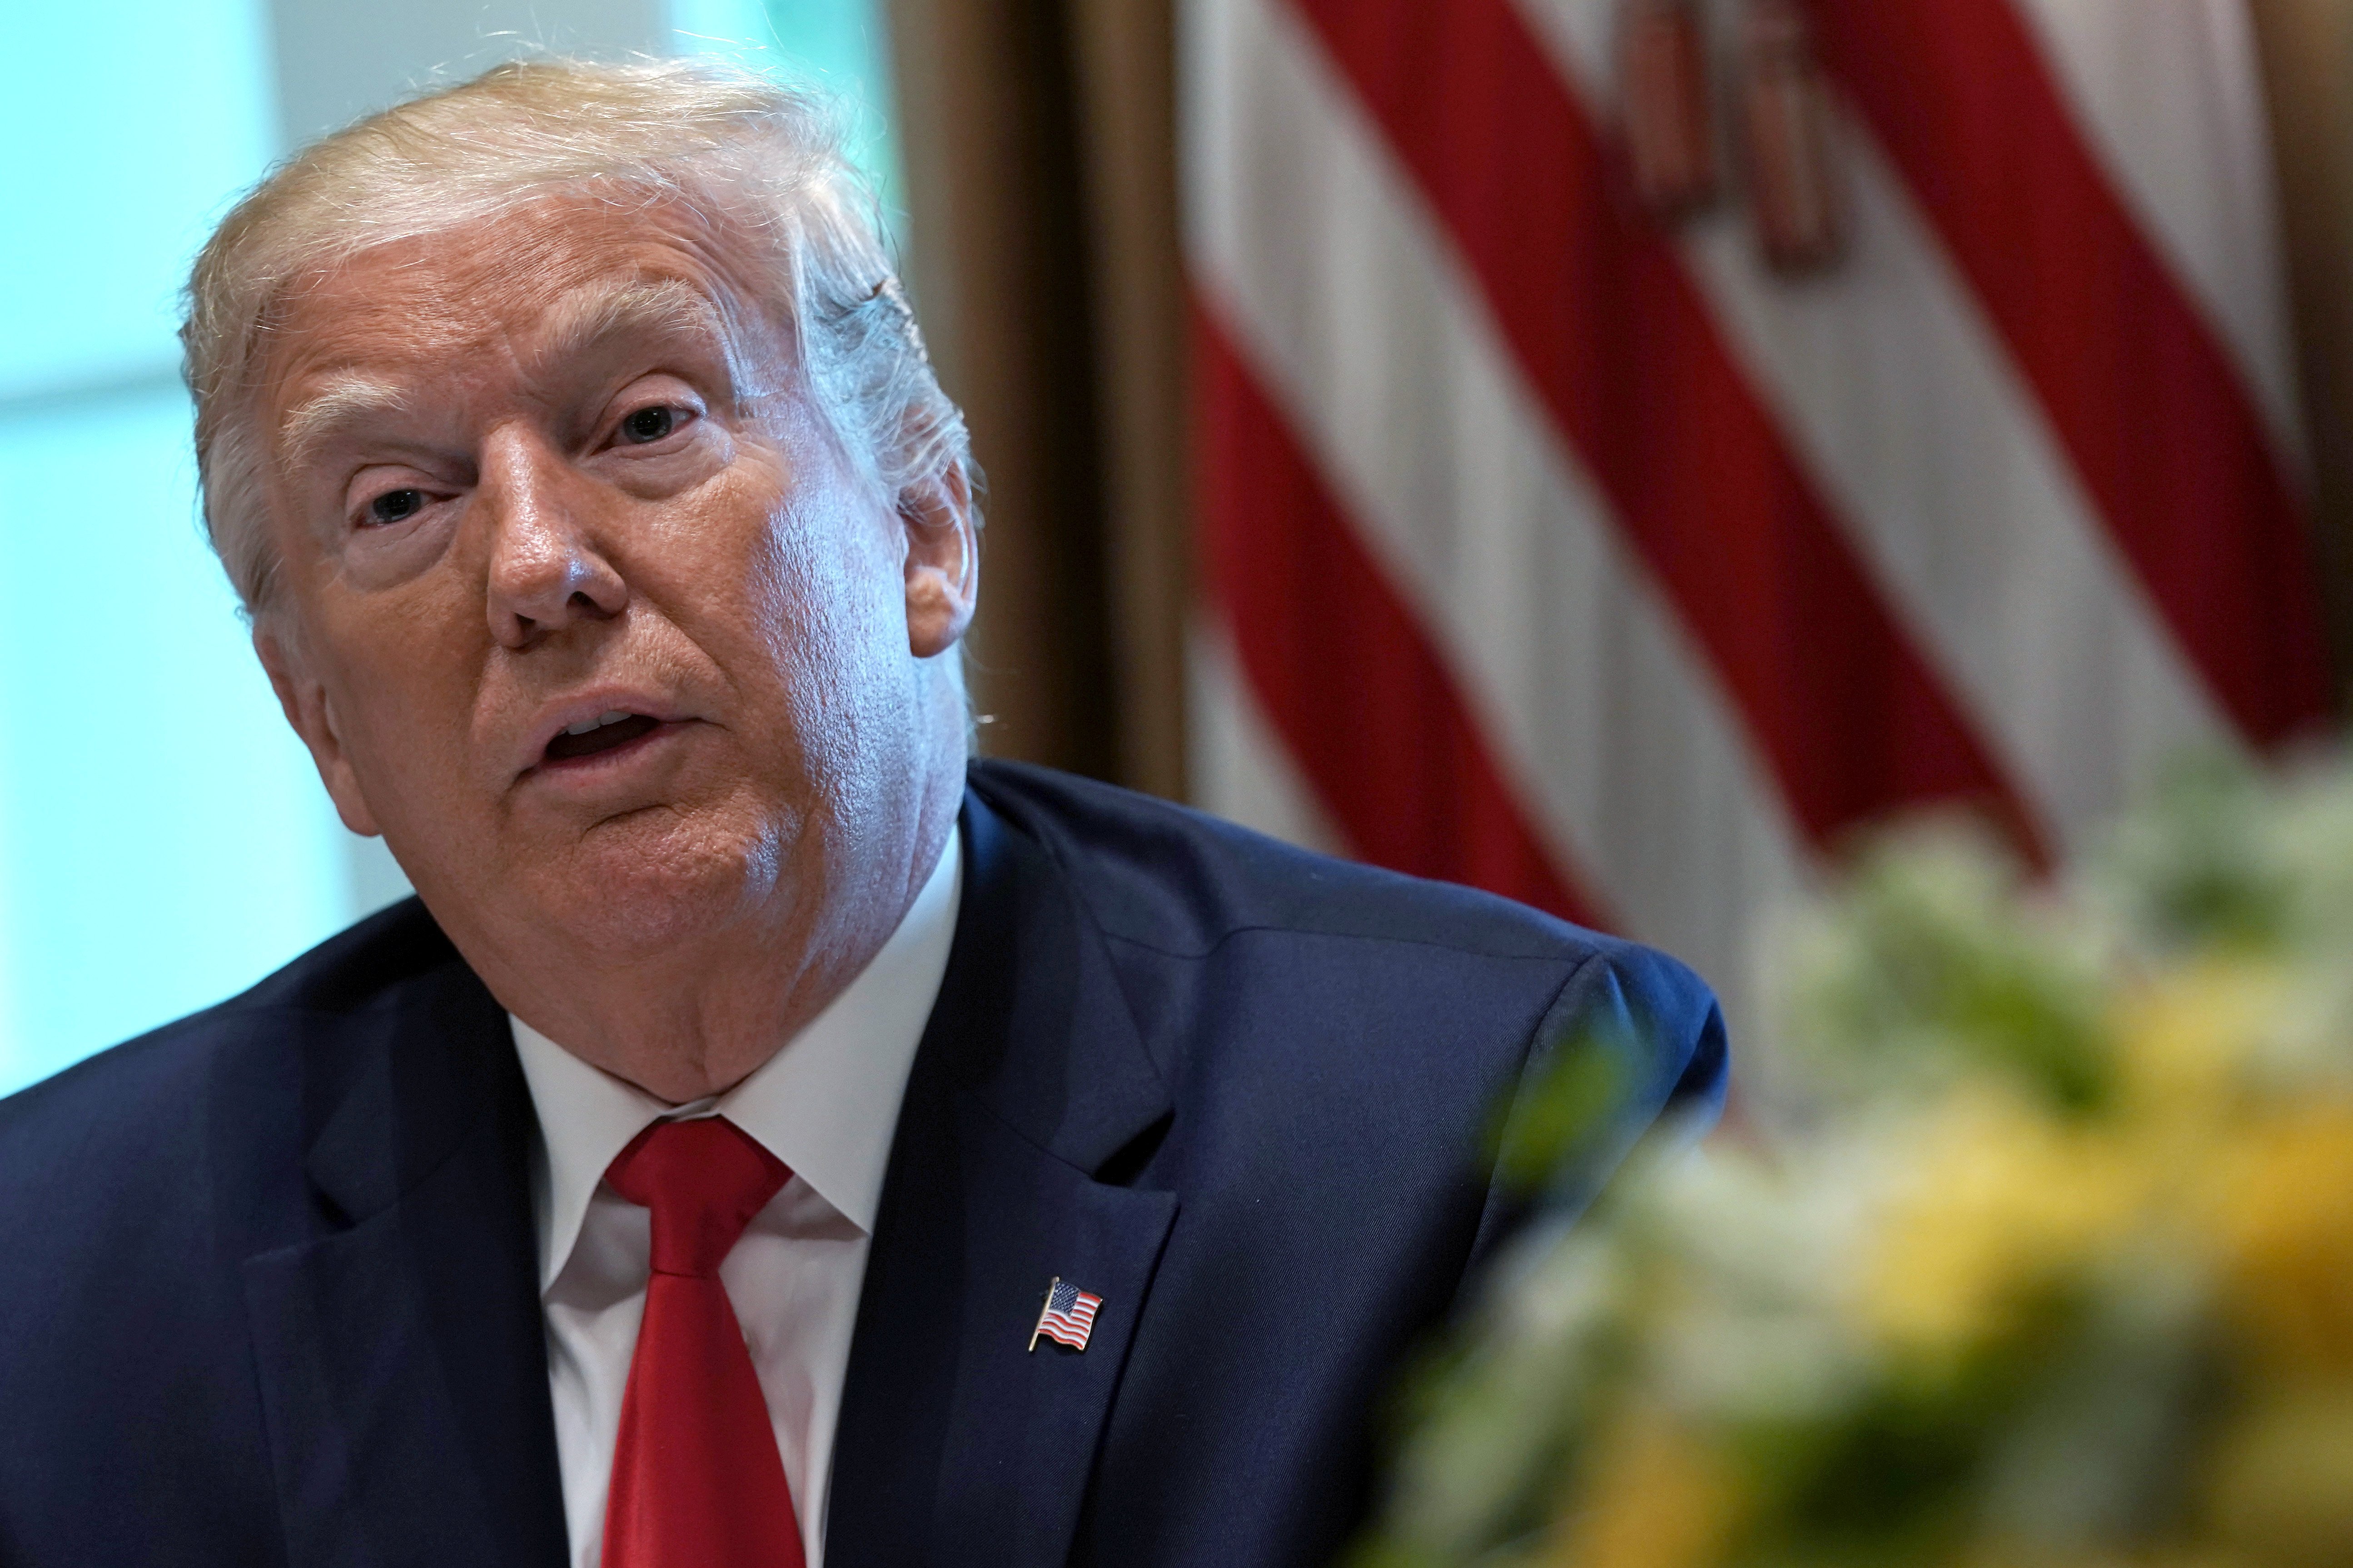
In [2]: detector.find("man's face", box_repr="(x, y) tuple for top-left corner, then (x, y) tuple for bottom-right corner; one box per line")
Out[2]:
(252, 198), (971, 974)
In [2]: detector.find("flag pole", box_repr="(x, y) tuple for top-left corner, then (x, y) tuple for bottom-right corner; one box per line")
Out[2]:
(1029, 1276), (1060, 1354)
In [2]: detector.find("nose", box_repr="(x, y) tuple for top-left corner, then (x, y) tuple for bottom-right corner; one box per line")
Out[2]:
(478, 425), (629, 648)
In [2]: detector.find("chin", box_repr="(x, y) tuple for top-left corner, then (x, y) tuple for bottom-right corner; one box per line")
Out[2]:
(533, 804), (799, 963)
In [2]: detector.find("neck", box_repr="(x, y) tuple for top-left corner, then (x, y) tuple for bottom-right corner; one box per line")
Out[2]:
(464, 773), (963, 1105)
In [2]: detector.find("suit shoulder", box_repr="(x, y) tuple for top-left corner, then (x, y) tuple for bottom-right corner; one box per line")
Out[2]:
(968, 759), (1659, 973)
(0, 898), (464, 1165)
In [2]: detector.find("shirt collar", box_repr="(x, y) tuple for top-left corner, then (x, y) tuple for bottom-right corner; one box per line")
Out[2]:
(510, 828), (963, 1295)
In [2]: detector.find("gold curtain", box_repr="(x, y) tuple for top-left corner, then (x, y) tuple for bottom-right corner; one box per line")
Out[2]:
(2251, 0), (2353, 714)
(886, 0), (1190, 796)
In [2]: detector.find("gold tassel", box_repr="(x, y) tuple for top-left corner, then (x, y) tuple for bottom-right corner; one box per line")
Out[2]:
(1739, 0), (1846, 274)
(1619, 0), (1719, 222)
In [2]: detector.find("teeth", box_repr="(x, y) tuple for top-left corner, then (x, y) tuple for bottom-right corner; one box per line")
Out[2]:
(562, 710), (637, 736)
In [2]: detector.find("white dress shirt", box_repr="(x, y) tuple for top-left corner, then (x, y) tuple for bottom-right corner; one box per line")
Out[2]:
(510, 831), (962, 1568)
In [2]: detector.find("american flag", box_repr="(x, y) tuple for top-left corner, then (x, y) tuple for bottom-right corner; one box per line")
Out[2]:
(1032, 1280), (1103, 1352)
(1184, 0), (2327, 1042)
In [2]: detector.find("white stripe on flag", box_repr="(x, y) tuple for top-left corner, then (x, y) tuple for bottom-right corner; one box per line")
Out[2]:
(1187, 0), (1813, 1027)
(1519, 0), (2243, 853)
(2006, 0), (2303, 466)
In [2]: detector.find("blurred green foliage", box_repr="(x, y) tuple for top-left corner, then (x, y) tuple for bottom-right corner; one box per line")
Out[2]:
(1356, 749), (2353, 1568)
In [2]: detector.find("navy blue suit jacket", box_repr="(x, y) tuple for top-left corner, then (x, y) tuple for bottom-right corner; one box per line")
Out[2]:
(0, 761), (1725, 1567)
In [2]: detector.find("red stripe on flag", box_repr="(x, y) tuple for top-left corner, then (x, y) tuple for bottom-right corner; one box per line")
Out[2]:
(1807, 0), (2333, 745)
(1285, 0), (2049, 859)
(1196, 304), (1611, 928)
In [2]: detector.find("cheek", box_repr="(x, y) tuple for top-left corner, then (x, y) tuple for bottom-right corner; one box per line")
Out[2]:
(691, 440), (899, 656)
(319, 592), (483, 789)
(718, 474), (913, 779)
(762, 528), (899, 734)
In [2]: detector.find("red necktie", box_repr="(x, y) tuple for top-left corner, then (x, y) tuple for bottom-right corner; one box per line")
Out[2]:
(601, 1116), (805, 1568)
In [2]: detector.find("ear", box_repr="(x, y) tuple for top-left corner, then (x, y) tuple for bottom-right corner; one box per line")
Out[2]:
(900, 464), (979, 660)
(254, 622), (383, 838)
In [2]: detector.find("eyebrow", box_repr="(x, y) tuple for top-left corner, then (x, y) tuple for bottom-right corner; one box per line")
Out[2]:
(539, 279), (726, 365)
(276, 373), (412, 475)
(535, 278), (764, 399)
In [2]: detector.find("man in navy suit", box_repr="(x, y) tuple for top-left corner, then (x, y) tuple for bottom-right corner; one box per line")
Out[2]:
(0, 58), (1724, 1568)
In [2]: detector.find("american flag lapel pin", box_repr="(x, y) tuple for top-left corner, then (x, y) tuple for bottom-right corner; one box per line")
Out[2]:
(1029, 1275), (1104, 1353)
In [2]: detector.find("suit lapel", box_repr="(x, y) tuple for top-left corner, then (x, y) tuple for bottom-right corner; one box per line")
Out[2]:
(243, 959), (568, 1568)
(829, 789), (1180, 1567)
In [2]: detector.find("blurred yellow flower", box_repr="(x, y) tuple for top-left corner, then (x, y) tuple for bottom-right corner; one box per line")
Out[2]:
(2204, 1107), (2353, 1374)
(1543, 1407), (1736, 1568)
(2112, 962), (2284, 1134)
(1858, 1088), (2142, 1358)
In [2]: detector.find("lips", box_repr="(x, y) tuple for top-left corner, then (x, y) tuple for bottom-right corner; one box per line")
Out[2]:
(516, 693), (693, 781)
(543, 709), (662, 763)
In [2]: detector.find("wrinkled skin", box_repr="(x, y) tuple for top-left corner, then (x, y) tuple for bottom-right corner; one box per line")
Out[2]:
(250, 196), (976, 1102)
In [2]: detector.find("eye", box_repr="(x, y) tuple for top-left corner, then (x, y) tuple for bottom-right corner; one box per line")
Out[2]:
(618, 406), (681, 445)
(367, 488), (427, 525)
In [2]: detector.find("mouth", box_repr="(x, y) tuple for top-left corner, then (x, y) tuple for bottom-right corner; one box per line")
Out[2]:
(539, 709), (667, 767)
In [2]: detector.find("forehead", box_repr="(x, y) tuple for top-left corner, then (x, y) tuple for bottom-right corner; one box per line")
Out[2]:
(264, 197), (775, 400)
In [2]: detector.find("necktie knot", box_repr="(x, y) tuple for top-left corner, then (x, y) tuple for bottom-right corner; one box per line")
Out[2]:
(604, 1117), (789, 1278)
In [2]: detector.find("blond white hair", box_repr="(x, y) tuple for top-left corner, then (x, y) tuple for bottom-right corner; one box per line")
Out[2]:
(182, 56), (974, 618)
